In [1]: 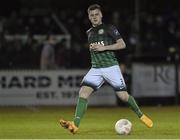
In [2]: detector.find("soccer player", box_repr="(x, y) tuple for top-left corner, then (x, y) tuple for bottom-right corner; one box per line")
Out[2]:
(60, 4), (153, 134)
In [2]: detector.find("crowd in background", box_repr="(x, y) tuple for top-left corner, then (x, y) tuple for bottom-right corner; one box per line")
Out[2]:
(0, 0), (180, 70)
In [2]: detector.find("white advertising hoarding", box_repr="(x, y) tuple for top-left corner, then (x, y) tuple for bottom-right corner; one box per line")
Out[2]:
(0, 70), (116, 106)
(132, 63), (179, 97)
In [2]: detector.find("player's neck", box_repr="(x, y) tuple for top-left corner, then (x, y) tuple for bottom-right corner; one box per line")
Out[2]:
(92, 22), (103, 27)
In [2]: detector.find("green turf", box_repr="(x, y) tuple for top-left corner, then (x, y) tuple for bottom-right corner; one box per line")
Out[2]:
(0, 106), (180, 139)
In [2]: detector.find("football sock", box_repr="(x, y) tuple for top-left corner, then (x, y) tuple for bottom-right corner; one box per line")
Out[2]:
(127, 95), (143, 118)
(73, 97), (88, 127)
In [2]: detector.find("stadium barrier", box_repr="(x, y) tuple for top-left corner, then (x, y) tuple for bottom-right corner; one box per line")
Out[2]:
(1, 63), (179, 106)
(132, 63), (180, 97)
(0, 70), (116, 106)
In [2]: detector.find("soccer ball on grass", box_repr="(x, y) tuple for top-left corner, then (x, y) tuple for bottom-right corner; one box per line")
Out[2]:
(115, 119), (132, 135)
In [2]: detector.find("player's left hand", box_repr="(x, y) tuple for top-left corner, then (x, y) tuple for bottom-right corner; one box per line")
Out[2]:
(90, 44), (106, 52)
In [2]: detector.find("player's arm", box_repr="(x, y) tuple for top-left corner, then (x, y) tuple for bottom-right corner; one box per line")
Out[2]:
(105, 38), (126, 50)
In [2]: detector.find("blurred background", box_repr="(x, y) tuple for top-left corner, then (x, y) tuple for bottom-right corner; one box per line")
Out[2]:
(0, 0), (180, 106)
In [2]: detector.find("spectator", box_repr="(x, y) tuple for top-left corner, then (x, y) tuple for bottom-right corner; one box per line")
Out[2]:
(40, 34), (57, 70)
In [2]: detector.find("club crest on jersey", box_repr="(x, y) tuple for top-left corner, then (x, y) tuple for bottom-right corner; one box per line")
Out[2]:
(98, 29), (104, 34)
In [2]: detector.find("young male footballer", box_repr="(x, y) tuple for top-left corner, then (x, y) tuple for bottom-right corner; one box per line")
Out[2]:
(59, 4), (153, 134)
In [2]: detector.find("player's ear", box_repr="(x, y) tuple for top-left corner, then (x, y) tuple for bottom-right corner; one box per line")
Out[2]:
(88, 14), (91, 20)
(99, 11), (103, 18)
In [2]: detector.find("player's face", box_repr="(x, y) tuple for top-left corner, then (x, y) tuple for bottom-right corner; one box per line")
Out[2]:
(88, 9), (102, 27)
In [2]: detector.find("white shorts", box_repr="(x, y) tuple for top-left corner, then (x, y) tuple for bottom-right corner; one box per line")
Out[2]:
(81, 65), (127, 91)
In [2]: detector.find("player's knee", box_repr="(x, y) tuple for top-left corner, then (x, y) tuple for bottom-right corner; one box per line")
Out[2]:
(116, 91), (129, 102)
(79, 86), (94, 99)
(79, 91), (89, 99)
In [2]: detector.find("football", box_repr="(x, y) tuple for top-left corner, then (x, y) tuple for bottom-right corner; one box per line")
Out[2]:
(115, 119), (132, 135)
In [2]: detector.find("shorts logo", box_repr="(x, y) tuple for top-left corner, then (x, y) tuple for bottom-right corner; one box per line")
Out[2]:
(98, 29), (104, 34)
(120, 79), (125, 89)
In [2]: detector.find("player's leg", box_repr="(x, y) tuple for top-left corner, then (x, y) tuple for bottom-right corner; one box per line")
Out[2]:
(103, 65), (143, 117)
(60, 68), (104, 134)
(102, 65), (153, 128)
(116, 91), (143, 118)
(73, 68), (104, 128)
(116, 91), (153, 128)
(59, 86), (93, 134)
(73, 86), (94, 127)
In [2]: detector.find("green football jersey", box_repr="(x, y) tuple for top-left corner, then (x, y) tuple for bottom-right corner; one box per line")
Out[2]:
(87, 23), (122, 68)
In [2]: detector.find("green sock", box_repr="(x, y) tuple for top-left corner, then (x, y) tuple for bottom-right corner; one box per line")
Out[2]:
(127, 95), (143, 118)
(73, 97), (88, 127)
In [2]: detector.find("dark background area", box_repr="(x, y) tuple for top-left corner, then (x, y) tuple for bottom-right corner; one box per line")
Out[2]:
(0, 0), (180, 69)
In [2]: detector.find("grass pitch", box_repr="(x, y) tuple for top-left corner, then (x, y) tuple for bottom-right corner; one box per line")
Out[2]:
(0, 106), (180, 139)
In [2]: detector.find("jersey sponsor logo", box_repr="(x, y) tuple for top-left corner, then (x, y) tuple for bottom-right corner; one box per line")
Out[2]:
(90, 41), (105, 46)
(98, 29), (104, 34)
